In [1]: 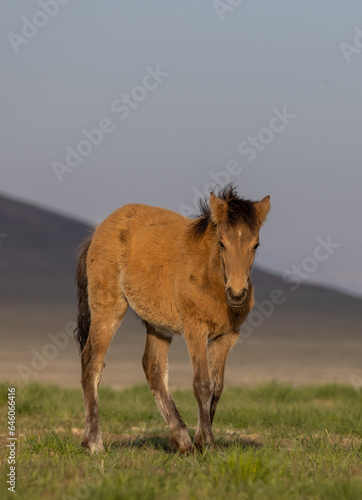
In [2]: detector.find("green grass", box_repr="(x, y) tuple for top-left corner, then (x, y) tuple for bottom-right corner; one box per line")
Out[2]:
(1, 381), (362, 499)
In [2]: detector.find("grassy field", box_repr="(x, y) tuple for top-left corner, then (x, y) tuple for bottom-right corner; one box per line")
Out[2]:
(1, 381), (362, 500)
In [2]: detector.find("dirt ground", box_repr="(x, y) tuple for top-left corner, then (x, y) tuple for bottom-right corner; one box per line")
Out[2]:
(1, 303), (361, 389)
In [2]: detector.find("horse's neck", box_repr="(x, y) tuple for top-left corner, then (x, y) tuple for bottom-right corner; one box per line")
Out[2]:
(200, 228), (224, 290)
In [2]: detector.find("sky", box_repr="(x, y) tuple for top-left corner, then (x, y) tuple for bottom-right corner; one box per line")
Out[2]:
(1, 1), (362, 297)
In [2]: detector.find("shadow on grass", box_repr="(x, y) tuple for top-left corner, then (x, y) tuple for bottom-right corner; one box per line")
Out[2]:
(216, 436), (263, 450)
(107, 435), (173, 453)
(106, 433), (262, 454)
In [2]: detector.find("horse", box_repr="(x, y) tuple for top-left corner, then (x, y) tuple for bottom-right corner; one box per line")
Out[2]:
(74, 184), (270, 454)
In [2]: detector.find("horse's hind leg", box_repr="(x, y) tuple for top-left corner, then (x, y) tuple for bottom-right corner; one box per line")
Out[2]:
(142, 325), (193, 454)
(81, 296), (128, 453)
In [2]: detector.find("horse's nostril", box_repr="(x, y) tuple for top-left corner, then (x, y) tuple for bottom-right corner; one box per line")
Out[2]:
(235, 289), (247, 301)
(226, 287), (248, 303)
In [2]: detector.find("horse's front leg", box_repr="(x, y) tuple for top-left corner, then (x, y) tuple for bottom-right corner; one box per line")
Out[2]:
(185, 328), (215, 450)
(208, 332), (239, 425)
(142, 325), (193, 454)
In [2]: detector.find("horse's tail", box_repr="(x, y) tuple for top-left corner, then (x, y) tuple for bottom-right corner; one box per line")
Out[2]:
(74, 237), (92, 354)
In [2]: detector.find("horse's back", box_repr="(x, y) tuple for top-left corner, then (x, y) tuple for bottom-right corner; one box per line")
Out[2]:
(88, 203), (189, 331)
(90, 203), (187, 245)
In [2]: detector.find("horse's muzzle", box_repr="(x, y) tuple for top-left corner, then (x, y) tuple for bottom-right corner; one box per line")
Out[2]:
(225, 287), (248, 308)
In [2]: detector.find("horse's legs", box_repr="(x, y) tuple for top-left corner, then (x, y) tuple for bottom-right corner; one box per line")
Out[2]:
(208, 333), (239, 425)
(142, 325), (193, 454)
(81, 297), (128, 453)
(185, 329), (215, 450)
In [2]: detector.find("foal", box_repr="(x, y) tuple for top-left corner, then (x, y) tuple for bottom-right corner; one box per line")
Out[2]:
(75, 185), (270, 454)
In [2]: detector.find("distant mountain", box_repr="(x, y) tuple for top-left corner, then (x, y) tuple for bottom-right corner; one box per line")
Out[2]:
(251, 266), (361, 319)
(0, 193), (91, 302)
(0, 193), (361, 319)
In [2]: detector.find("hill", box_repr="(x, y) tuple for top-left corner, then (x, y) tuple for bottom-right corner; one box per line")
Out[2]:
(0, 192), (360, 317)
(0, 193), (91, 303)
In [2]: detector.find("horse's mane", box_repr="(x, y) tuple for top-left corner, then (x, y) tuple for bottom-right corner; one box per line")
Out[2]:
(190, 184), (258, 238)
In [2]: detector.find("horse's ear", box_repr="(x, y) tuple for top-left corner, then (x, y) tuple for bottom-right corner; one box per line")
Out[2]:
(254, 195), (270, 226)
(209, 192), (228, 225)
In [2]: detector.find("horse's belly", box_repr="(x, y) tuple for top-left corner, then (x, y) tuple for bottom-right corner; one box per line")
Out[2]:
(120, 264), (183, 335)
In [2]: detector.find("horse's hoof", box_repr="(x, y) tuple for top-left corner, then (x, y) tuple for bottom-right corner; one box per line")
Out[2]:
(178, 443), (194, 455)
(194, 434), (215, 451)
(81, 437), (104, 454)
(170, 435), (194, 455)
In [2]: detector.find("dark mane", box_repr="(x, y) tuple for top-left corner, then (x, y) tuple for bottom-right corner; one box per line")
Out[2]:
(190, 184), (258, 238)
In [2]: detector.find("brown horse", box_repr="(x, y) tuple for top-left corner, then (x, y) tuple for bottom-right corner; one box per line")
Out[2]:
(74, 185), (270, 454)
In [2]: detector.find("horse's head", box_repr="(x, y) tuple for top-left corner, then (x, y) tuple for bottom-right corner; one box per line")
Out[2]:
(209, 189), (270, 308)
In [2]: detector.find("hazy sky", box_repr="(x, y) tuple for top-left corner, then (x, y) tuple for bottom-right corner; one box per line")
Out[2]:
(1, 1), (362, 296)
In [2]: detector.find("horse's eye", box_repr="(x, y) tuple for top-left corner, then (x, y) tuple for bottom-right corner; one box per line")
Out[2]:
(253, 243), (260, 251)
(219, 241), (225, 249)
